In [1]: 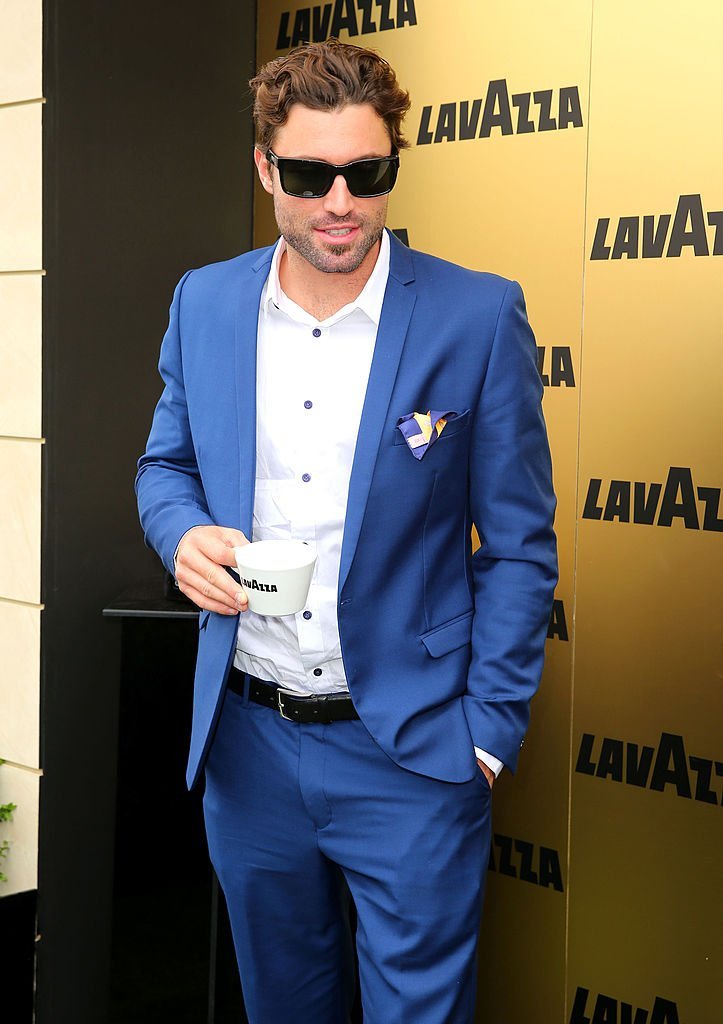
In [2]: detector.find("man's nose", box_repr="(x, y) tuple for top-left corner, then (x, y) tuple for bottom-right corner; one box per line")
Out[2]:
(322, 174), (354, 216)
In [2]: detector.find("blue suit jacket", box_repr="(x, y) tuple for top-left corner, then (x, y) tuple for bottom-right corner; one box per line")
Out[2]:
(136, 232), (558, 790)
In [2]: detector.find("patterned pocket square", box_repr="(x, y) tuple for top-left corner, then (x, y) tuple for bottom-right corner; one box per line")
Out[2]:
(396, 409), (458, 460)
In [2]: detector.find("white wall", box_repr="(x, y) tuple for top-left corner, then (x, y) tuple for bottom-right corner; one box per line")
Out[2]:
(0, 0), (44, 897)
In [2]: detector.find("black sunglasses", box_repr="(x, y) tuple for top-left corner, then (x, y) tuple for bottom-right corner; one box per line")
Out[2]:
(266, 150), (399, 199)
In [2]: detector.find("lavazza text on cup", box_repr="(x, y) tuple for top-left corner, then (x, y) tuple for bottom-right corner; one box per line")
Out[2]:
(233, 540), (317, 616)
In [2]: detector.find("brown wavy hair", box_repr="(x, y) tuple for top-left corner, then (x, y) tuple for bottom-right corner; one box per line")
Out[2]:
(249, 39), (411, 154)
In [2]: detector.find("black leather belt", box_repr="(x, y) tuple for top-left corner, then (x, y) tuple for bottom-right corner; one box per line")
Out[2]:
(227, 667), (359, 724)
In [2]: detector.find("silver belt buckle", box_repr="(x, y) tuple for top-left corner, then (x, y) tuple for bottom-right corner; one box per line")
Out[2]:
(277, 687), (302, 721)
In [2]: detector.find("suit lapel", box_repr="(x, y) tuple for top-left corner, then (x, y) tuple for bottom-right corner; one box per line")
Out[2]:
(338, 234), (416, 593)
(235, 246), (275, 537)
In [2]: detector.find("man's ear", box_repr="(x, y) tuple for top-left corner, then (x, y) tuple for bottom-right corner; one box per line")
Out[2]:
(254, 147), (273, 195)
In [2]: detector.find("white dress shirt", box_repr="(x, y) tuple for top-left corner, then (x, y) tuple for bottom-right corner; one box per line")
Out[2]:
(230, 229), (502, 776)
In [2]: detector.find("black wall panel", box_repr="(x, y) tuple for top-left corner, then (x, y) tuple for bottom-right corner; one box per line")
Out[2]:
(39, 3), (256, 1020)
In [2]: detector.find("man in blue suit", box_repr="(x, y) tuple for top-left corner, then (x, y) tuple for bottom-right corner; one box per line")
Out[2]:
(136, 39), (557, 1024)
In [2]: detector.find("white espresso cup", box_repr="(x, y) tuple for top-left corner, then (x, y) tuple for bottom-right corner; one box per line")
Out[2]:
(233, 539), (317, 616)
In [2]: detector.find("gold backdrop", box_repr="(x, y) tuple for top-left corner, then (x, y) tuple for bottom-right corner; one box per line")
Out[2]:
(254, 2), (722, 1020)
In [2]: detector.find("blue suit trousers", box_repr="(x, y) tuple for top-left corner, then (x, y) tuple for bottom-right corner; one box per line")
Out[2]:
(203, 679), (492, 1023)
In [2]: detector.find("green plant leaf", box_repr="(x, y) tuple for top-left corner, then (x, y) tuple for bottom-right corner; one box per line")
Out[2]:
(0, 802), (17, 823)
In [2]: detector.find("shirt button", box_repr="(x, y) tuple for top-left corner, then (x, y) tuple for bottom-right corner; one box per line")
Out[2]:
(303, 610), (312, 620)
(313, 668), (322, 677)
(302, 473), (311, 483)
(303, 400), (313, 410)
(312, 328), (321, 338)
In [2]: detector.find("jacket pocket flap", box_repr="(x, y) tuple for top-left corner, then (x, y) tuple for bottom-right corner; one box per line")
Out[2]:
(419, 609), (473, 658)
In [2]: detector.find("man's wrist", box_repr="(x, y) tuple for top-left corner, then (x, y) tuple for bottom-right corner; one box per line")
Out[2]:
(173, 524), (207, 573)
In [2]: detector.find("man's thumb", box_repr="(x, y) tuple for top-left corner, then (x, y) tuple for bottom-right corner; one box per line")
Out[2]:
(218, 528), (249, 559)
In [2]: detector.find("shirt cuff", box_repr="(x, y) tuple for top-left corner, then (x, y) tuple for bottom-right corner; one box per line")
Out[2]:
(474, 747), (504, 778)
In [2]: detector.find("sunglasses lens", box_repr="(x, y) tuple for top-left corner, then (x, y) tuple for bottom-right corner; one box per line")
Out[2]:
(279, 160), (332, 198)
(275, 155), (398, 198)
(345, 159), (397, 197)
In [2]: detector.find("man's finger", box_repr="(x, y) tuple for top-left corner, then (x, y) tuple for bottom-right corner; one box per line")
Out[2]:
(219, 527), (250, 546)
(216, 530), (250, 566)
(181, 584), (241, 616)
(178, 561), (247, 611)
(190, 532), (248, 567)
(179, 567), (247, 611)
(181, 536), (239, 577)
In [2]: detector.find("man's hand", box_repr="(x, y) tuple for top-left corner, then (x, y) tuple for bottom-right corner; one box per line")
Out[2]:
(175, 526), (250, 615)
(476, 758), (495, 791)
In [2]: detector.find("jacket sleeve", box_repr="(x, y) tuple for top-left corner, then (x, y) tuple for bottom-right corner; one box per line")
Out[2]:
(135, 271), (215, 574)
(463, 279), (558, 773)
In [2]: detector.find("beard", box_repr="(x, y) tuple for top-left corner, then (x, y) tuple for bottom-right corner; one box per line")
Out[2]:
(273, 194), (387, 275)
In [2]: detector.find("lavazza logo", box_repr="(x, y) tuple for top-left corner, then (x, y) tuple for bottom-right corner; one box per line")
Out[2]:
(582, 467), (722, 532)
(538, 346), (576, 387)
(276, 0), (417, 48)
(242, 576), (278, 593)
(548, 598), (568, 641)
(417, 80), (583, 145)
(576, 731), (722, 806)
(590, 193), (723, 260)
(488, 832), (564, 892)
(570, 986), (682, 1024)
